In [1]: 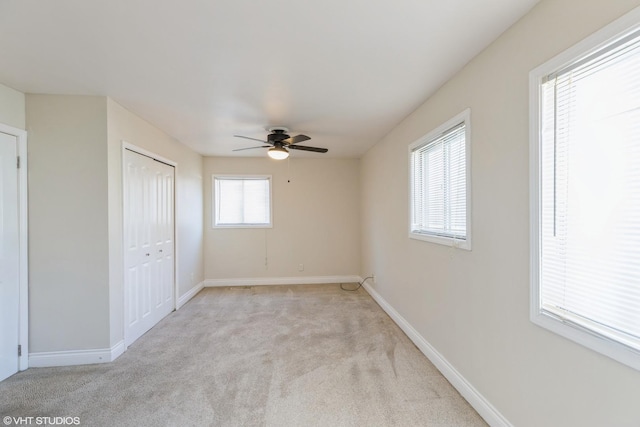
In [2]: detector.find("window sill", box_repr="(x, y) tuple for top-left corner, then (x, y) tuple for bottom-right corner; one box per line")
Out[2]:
(213, 224), (273, 229)
(409, 231), (471, 250)
(530, 309), (640, 371)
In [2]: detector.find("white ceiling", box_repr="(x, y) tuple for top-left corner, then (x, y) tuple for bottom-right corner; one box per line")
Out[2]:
(0, 0), (539, 158)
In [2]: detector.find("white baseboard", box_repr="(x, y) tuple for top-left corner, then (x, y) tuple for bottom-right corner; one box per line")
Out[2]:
(29, 340), (125, 368)
(362, 281), (512, 427)
(177, 281), (205, 309)
(204, 275), (361, 287)
(110, 340), (125, 361)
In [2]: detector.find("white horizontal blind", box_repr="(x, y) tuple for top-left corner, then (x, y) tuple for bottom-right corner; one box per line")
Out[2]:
(539, 29), (640, 351)
(214, 177), (271, 226)
(411, 122), (467, 240)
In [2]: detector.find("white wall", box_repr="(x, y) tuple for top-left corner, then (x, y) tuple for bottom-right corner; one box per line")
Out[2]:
(360, 0), (640, 425)
(107, 98), (204, 347)
(25, 95), (204, 355)
(204, 157), (360, 281)
(26, 95), (111, 352)
(0, 83), (25, 129)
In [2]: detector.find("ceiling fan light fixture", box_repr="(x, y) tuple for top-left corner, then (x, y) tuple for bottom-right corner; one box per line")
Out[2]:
(267, 146), (289, 160)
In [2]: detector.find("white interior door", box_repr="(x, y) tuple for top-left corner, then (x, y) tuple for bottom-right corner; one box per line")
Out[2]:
(153, 163), (175, 321)
(0, 132), (20, 382)
(124, 148), (175, 347)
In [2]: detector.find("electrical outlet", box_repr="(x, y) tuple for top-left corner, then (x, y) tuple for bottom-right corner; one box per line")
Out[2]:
(298, 263), (304, 272)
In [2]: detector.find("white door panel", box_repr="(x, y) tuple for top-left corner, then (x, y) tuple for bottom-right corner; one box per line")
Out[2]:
(154, 163), (174, 321)
(0, 132), (19, 382)
(126, 267), (138, 327)
(124, 149), (175, 347)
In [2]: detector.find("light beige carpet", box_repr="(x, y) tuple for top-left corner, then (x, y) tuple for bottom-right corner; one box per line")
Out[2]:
(0, 284), (487, 426)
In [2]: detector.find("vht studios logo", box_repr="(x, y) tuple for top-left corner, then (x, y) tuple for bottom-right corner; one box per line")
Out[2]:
(3, 416), (80, 426)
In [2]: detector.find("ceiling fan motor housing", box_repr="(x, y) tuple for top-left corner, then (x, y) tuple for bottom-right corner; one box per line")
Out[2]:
(267, 128), (290, 144)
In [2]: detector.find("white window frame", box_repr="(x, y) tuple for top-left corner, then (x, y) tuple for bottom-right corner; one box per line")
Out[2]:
(408, 109), (472, 250)
(529, 7), (640, 371)
(212, 175), (273, 229)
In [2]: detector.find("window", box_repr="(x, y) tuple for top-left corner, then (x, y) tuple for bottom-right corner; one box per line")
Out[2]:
(409, 109), (471, 249)
(213, 175), (272, 228)
(530, 11), (640, 370)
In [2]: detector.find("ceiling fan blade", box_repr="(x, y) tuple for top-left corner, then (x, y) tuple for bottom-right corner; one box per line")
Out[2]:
(288, 145), (328, 153)
(282, 134), (311, 145)
(234, 135), (269, 144)
(232, 146), (270, 151)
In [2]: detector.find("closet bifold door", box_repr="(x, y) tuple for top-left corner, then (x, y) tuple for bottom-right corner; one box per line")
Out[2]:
(123, 149), (175, 348)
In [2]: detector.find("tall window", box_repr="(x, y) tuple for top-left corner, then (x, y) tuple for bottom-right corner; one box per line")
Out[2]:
(409, 109), (471, 249)
(530, 14), (640, 370)
(213, 175), (272, 228)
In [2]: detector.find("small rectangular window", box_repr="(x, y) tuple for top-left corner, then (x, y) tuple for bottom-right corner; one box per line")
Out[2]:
(409, 109), (471, 249)
(530, 11), (640, 371)
(213, 175), (272, 228)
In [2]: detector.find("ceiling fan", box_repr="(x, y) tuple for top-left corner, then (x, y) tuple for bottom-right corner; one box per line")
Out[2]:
(233, 127), (328, 160)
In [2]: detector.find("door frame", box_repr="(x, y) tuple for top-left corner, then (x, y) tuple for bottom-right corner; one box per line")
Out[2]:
(0, 122), (28, 371)
(121, 141), (177, 347)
